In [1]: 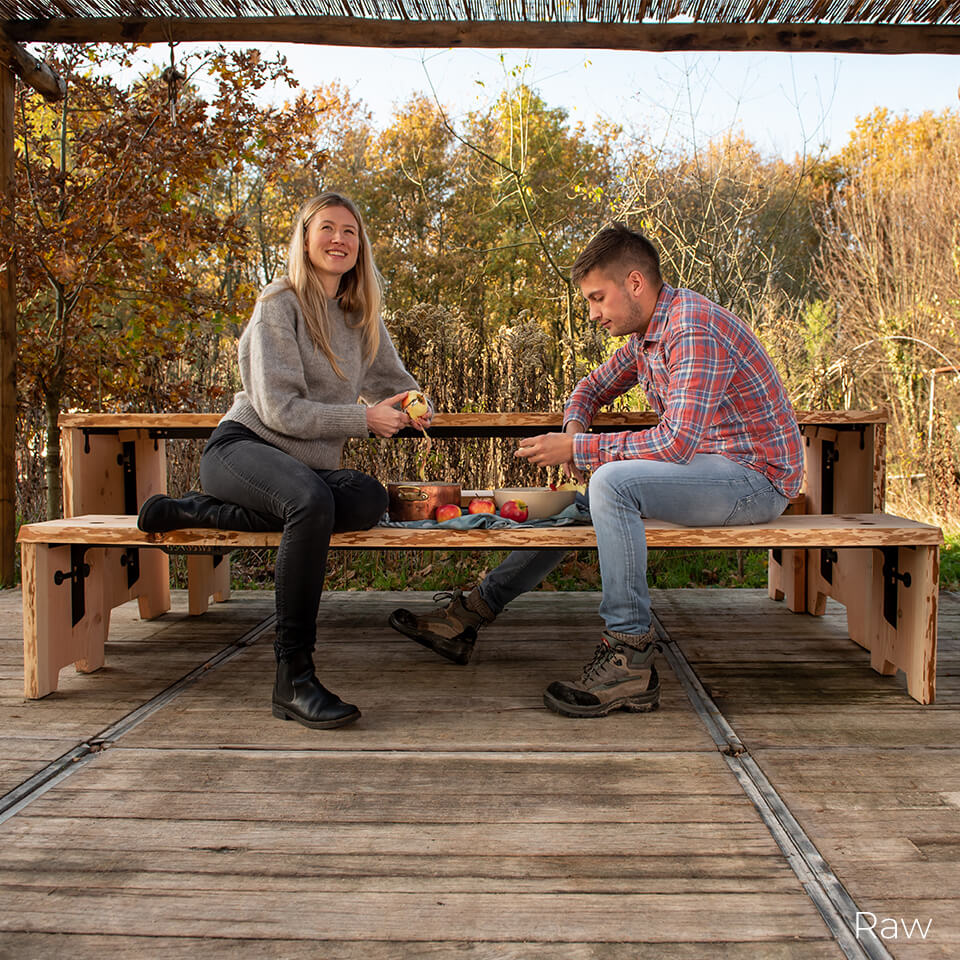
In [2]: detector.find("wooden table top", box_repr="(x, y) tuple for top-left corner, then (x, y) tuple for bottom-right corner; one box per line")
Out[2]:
(58, 409), (890, 440)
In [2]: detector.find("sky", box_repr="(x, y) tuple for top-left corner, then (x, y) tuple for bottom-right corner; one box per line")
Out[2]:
(163, 43), (960, 160)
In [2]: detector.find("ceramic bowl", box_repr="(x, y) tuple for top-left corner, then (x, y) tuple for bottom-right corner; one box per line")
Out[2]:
(493, 487), (577, 520)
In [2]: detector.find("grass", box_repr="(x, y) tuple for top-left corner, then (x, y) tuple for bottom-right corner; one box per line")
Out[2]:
(217, 533), (960, 593)
(221, 546), (774, 593)
(941, 532), (960, 591)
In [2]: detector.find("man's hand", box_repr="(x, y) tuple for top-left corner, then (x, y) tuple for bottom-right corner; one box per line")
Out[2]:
(515, 432), (575, 467)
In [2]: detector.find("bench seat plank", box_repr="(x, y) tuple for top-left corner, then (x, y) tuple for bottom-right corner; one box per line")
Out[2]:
(17, 512), (944, 551)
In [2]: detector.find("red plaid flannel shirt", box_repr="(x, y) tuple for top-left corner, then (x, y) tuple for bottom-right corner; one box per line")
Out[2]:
(565, 284), (804, 498)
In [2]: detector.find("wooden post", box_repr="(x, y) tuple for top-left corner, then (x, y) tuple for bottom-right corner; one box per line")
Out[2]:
(0, 65), (14, 587)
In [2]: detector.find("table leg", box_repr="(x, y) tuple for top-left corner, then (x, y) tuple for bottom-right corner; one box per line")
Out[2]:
(768, 548), (806, 611)
(187, 553), (232, 616)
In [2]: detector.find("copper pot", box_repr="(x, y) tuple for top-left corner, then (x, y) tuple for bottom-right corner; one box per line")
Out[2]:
(387, 481), (462, 522)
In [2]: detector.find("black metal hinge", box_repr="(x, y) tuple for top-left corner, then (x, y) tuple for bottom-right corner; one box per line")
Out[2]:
(819, 548), (838, 585)
(120, 547), (140, 589)
(820, 440), (839, 513)
(118, 441), (138, 514)
(54, 545), (91, 627)
(881, 546), (912, 628)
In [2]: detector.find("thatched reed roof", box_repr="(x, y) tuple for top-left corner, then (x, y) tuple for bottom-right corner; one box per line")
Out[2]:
(1, 0), (959, 51)
(1, 0), (959, 23)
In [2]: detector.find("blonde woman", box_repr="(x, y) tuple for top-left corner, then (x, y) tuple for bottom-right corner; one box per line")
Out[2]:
(139, 193), (430, 729)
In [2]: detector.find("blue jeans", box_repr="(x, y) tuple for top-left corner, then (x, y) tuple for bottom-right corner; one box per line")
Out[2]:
(478, 454), (788, 636)
(199, 421), (388, 659)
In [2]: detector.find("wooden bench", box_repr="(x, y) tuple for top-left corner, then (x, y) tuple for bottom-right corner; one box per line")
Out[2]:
(18, 511), (942, 704)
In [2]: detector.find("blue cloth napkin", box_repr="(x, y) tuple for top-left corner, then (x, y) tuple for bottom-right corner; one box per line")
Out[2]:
(380, 498), (591, 529)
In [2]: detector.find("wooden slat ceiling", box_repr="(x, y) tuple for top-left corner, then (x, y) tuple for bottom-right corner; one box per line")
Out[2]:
(1, 0), (958, 21)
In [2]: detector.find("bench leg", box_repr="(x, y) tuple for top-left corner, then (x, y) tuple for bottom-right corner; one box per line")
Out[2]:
(768, 548), (806, 612)
(135, 548), (171, 621)
(187, 554), (232, 616)
(868, 545), (938, 704)
(21, 543), (109, 699)
(805, 548), (829, 617)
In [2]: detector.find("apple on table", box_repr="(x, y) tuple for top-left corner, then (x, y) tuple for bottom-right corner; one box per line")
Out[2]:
(499, 499), (528, 522)
(435, 503), (462, 522)
(467, 498), (496, 515)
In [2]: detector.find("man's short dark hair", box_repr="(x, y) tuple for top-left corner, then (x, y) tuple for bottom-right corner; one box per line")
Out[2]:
(571, 223), (662, 287)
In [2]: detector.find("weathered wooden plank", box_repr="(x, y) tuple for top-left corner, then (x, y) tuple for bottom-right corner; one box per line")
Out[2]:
(0, 848), (804, 891)
(0, 865), (805, 895)
(0, 888), (829, 941)
(12, 748), (745, 795)
(17, 512), (944, 549)
(751, 752), (960, 793)
(21, 789), (765, 824)
(3, 815), (790, 857)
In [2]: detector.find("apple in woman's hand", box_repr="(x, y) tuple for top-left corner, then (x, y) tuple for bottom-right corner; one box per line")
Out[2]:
(402, 390), (429, 420)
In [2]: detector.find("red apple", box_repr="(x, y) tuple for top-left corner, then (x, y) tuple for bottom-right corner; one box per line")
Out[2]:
(435, 503), (462, 523)
(499, 499), (528, 522)
(467, 498), (496, 515)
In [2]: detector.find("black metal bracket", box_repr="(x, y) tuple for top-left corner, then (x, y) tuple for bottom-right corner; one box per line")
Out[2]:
(771, 548), (782, 565)
(880, 547), (912, 628)
(54, 545), (91, 627)
(820, 440), (839, 513)
(120, 547), (141, 589)
(117, 441), (138, 514)
(819, 548), (838, 585)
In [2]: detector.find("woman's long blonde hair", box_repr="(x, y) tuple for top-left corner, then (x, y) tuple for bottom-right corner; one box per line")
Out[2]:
(275, 192), (382, 379)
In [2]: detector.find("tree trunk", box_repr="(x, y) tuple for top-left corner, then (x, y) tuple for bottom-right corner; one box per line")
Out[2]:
(43, 389), (61, 519)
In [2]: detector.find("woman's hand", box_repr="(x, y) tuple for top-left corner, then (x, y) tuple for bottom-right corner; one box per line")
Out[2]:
(408, 402), (433, 432)
(366, 392), (418, 437)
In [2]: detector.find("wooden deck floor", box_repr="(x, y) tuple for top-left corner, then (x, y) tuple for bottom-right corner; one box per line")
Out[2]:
(0, 584), (957, 958)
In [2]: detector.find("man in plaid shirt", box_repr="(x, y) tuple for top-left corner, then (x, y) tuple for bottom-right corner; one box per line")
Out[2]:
(391, 224), (803, 718)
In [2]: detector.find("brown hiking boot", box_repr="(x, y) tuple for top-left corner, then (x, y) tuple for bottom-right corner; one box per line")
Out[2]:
(543, 628), (661, 718)
(388, 588), (495, 665)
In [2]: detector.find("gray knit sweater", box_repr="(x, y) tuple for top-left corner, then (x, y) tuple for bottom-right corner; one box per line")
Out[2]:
(222, 281), (420, 469)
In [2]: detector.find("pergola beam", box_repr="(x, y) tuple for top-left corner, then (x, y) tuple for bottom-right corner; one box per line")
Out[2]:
(0, 29), (64, 101)
(0, 65), (14, 587)
(5, 18), (960, 55)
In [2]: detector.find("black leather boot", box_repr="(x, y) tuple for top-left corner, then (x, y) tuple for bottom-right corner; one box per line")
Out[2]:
(272, 650), (361, 729)
(137, 491), (279, 533)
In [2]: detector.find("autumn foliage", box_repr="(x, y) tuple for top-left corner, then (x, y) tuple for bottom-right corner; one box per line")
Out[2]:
(11, 49), (960, 527)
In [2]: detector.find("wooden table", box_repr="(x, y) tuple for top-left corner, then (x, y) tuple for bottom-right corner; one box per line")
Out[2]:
(57, 408), (888, 621)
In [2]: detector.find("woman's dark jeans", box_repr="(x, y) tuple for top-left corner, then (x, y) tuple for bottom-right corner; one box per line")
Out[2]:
(199, 421), (388, 661)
